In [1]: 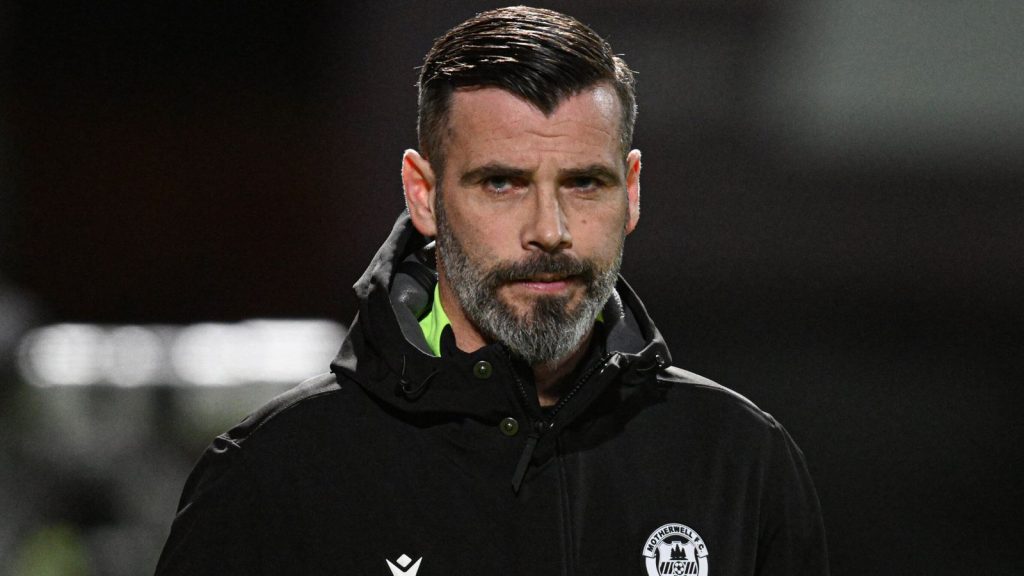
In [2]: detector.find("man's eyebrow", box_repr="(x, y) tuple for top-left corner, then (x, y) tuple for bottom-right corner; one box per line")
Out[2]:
(459, 163), (624, 187)
(559, 164), (623, 186)
(458, 163), (531, 187)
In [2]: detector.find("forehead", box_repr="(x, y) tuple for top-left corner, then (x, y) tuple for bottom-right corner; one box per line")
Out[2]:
(445, 85), (622, 170)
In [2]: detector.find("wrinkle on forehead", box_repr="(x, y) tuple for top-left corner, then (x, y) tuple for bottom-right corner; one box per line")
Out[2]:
(447, 84), (622, 167)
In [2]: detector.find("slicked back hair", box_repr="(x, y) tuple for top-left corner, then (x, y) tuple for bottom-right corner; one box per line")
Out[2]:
(417, 6), (637, 178)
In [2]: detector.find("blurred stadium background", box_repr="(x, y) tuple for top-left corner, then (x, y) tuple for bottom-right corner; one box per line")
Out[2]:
(1, 1), (1021, 574)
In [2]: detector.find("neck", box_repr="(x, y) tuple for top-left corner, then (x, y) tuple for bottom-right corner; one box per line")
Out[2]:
(531, 329), (594, 406)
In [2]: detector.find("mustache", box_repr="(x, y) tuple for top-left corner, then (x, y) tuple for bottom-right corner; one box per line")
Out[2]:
(485, 252), (596, 285)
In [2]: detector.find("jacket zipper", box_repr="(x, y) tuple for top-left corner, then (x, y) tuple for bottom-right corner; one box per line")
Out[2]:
(504, 347), (613, 493)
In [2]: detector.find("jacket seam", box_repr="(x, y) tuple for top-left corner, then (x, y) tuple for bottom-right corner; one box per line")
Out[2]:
(236, 386), (344, 447)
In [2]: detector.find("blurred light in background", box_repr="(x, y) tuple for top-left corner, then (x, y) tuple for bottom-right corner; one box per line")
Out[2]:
(17, 320), (346, 388)
(763, 0), (1024, 167)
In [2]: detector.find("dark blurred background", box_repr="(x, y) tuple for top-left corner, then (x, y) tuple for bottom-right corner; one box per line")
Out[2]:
(1, 1), (1021, 574)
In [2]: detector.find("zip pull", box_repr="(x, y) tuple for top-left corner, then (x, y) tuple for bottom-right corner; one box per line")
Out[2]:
(511, 431), (540, 494)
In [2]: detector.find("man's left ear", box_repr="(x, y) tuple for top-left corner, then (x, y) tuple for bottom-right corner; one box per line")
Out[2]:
(625, 149), (641, 234)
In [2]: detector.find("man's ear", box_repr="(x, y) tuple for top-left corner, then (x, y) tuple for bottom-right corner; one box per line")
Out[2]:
(402, 149), (438, 237)
(624, 149), (641, 234)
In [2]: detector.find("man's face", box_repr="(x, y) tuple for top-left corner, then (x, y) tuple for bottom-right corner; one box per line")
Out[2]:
(429, 84), (640, 365)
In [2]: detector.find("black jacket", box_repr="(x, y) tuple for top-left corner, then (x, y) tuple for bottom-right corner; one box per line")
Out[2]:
(156, 213), (829, 576)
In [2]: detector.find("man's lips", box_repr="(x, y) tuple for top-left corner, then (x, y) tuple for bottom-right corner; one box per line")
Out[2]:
(511, 275), (577, 293)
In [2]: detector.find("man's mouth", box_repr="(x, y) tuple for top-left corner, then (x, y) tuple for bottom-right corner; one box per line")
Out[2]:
(526, 273), (569, 282)
(514, 274), (576, 292)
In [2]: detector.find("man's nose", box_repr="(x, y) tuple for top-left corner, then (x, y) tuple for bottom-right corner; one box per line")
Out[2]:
(522, 187), (572, 252)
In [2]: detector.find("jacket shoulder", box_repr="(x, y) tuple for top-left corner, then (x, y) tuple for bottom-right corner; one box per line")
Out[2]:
(156, 373), (344, 573)
(656, 365), (779, 428)
(225, 372), (342, 445)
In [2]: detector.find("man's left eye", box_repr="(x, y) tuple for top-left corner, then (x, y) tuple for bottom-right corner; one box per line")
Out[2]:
(567, 177), (599, 191)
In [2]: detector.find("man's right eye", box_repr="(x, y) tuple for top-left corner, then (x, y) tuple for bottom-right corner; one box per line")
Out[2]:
(483, 176), (515, 194)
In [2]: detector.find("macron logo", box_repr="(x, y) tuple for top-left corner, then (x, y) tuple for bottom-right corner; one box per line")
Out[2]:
(386, 554), (422, 576)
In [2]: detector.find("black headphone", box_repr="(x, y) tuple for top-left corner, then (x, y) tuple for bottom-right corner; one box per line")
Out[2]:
(392, 242), (438, 319)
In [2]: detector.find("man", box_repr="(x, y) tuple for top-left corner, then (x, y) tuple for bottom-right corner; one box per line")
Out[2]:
(156, 7), (828, 575)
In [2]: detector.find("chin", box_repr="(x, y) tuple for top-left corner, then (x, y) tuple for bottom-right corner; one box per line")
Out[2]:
(504, 292), (575, 316)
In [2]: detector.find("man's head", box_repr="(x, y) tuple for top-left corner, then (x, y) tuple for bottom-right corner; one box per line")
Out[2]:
(416, 6), (637, 178)
(402, 7), (641, 367)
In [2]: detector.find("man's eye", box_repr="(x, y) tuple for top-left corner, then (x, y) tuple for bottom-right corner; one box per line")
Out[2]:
(484, 176), (515, 193)
(567, 177), (599, 191)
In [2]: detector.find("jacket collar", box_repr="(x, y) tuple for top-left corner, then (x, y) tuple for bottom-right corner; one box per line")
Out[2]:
(331, 212), (672, 419)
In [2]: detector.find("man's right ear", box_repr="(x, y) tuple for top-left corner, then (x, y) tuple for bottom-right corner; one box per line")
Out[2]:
(402, 149), (438, 238)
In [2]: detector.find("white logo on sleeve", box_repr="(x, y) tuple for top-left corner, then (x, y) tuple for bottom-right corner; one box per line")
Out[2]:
(641, 523), (709, 576)
(386, 554), (422, 576)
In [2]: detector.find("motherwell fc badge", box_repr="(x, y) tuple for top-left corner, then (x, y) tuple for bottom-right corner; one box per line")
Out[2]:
(641, 523), (709, 576)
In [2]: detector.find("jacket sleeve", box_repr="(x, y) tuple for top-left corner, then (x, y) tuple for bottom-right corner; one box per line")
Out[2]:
(755, 419), (830, 576)
(154, 433), (263, 575)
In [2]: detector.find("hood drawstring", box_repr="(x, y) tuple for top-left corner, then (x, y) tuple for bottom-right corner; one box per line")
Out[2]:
(511, 432), (540, 494)
(395, 355), (439, 401)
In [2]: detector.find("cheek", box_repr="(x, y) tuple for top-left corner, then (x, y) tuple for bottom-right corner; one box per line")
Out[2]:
(457, 210), (522, 253)
(569, 207), (626, 244)
(454, 218), (507, 261)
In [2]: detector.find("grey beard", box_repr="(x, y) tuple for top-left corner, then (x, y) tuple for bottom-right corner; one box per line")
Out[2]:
(435, 198), (623, 366)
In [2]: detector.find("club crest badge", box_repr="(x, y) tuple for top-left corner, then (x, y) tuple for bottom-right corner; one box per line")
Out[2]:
(641, 523), (709, 576)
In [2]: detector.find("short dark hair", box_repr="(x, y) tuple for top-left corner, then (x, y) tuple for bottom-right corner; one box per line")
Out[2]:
(417, 6), (637, 178)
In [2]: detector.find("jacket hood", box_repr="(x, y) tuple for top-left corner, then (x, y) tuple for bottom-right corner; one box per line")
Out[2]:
(330, 212), (672, 420)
